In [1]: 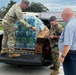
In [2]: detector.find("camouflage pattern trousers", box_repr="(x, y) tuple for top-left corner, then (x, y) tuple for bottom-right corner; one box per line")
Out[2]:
(2, 22), (15, 54)
(51, 45), (60, 70)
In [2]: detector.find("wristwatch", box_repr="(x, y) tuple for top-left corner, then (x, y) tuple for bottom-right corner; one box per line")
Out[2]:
(61, 54), (65, 58)
(30, 27), (33, 29)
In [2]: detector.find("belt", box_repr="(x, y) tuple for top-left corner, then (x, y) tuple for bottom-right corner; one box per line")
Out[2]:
(69, 50), (76, 54)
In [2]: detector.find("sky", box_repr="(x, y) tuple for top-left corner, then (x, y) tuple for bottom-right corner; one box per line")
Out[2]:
(0, 0), (76, 12)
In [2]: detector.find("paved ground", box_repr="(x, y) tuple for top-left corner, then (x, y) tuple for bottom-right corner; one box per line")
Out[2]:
(0, 63), (64, 75)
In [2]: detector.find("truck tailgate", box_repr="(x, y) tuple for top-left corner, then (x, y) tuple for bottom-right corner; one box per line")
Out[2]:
(0, 53), (43, 66)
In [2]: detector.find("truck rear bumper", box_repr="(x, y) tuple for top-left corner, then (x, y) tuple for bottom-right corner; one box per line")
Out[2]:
(0, 53), (43, 66)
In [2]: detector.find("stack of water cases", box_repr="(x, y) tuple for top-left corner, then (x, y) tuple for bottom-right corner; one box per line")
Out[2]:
(14, 15), (45, 49)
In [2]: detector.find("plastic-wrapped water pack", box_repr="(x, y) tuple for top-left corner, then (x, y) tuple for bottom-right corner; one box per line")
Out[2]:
(14, 15), (45, 49)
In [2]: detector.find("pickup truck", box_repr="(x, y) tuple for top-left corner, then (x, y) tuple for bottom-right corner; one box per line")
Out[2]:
(0, 15), (51, 66)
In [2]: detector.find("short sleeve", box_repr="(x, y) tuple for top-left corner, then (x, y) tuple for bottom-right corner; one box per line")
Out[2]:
(64, 26), (74, 46)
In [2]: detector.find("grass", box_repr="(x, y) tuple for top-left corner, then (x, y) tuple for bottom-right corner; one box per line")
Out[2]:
(0, 23), (3, 30)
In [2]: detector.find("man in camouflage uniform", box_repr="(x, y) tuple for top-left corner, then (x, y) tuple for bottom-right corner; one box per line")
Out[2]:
(49, 16), (63, 75)
(1, 0), (37, 58)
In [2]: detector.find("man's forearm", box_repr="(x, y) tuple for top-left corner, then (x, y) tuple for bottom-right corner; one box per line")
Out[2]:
(61, 45), (71, 57)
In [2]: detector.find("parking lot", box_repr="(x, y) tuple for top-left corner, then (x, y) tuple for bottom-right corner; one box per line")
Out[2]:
(0, 63), (64, 75)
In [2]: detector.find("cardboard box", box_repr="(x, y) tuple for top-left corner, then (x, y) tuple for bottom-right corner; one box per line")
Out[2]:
(35, 26), (49, 54)
(37, 38), (45, 44)
(37, 26), (49, 38)
(35, 44), (43, 54)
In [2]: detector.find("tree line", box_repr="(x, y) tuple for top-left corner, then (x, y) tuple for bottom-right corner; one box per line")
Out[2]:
(0, 0), (49, 18)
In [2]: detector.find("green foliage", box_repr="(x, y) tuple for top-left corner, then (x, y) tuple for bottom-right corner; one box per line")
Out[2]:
(0, 6), (6, 18)
(0, 0), (16, 18)
(0, 1), (48, 18)
(5, 0), (16, 13)
(24, 2), (49, 12)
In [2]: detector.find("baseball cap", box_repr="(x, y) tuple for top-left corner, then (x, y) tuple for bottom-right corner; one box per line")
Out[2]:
(49, 16), (56, 22)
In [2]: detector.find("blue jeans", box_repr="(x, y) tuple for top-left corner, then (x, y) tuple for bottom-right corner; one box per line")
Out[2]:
(63, 51), (76, 75)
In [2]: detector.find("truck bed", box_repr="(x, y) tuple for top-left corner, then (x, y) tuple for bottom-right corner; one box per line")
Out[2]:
(0, 50), (43, 66)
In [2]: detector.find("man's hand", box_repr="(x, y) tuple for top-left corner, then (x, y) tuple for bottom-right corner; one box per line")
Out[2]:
(32, 27), (38, 31)
(45, 33), (50, 38)
(59, 46), (70, 63)
(50, 35), (55, 39)
(59, 56), (65, 63)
